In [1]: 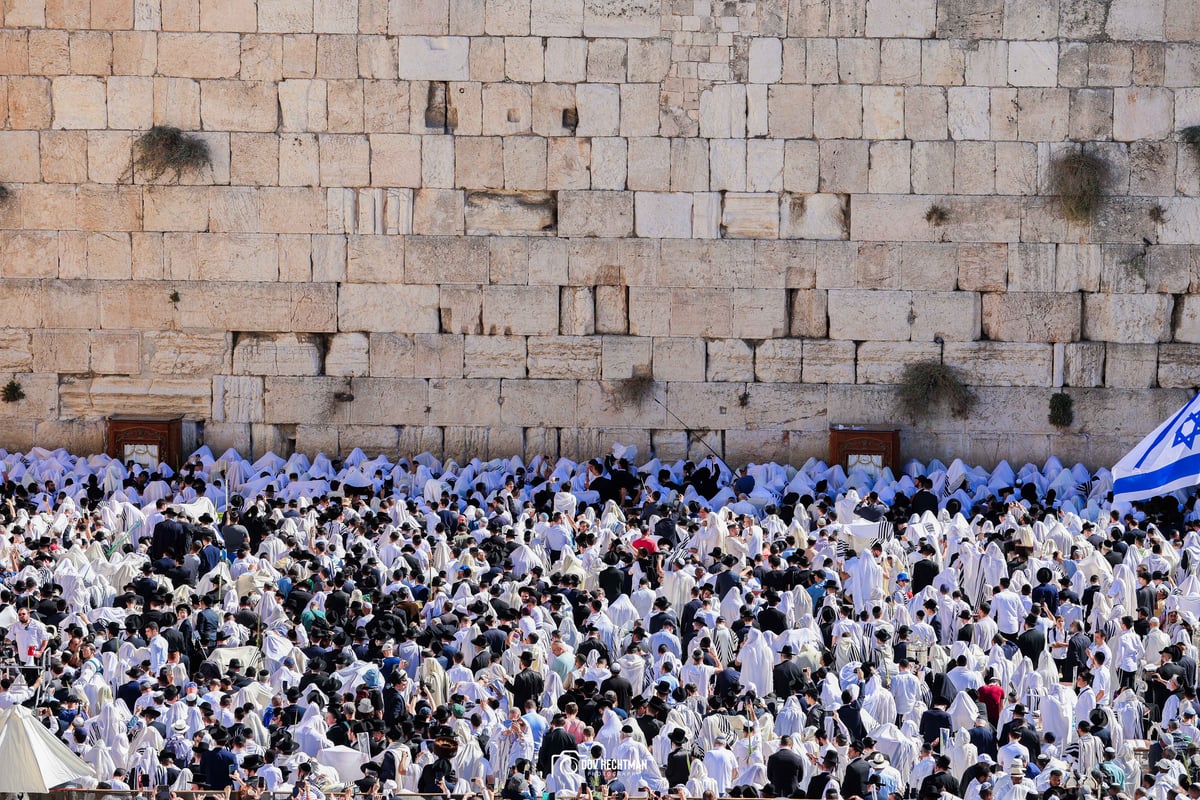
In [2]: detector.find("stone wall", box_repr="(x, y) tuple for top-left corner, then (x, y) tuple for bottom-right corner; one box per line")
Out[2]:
(0, 0), (1198, 467)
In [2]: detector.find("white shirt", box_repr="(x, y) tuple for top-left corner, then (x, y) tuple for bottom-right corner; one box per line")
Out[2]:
(991, 590), (1023, 635)
(705, 747), (738, 795)
(1116, 633), (1145, 672)
(997, 741), (1029, 772)
(891, 670), (921, 715)
(5, 618), (48, 664)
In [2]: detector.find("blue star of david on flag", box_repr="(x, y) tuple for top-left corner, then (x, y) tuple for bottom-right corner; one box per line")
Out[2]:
(1114, 393), (1200, 503)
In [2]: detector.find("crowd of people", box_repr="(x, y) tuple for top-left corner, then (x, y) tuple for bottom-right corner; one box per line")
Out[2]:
(2, 443), (1200, 800)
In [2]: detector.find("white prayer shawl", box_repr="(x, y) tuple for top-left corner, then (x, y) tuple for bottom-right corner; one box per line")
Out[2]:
(847, 550), (884, 614)
(686, 760), (720, 798)
(607, 594), (641, 630)
(948, 728), (978, 781)
(738, 628), (774, 697)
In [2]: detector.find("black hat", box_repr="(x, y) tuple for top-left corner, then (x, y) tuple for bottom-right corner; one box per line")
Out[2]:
(668, 729), (688, 744)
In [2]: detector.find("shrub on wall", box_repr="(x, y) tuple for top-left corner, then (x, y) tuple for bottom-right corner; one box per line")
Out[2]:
(897, 361), (976, 420)
(133, 126), (212, 183)
(1049, 392), (1074, 428)
(1049, 150), (1111, 224)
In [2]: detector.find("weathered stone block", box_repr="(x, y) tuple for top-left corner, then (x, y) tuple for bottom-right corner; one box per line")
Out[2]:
(396, 36), (470, 80)
(464, 191), (555, 236)
(339, 284), (441, 333)
(1008, 41), (1058, 86)
(582, 0), (659, 37)
(1104, 343), (1158, 388)
(705, 339), (754, 382)
(482, 286), (558, 335)
(600, 336), (651, 381)
(51, 76), (107, 129)
(982, 292), (1081, 342)
(560, 285), (595, 336)
(527, 336), (599, 379)
(802, 340), (856, 384)
(1063, 341), (1105, 387)
(558, 191), (633, 237)
(232, 332), (322, 376)
(463, 335), (526, 378)
(1083, 293), (1172, 344)
(1158, 344), (1200, 388)
(943, 341), (1052, 386)
(827, 290), (912, 341)
(405, 236), (487, 284)
(721, 193), (780, 239)
(1112, 87), (1174, 141)
(866, 0), (936, 36)
(855, 341), (938, 383)
(652, 337), (704, 382)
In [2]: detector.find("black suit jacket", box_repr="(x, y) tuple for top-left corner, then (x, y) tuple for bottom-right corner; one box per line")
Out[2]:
(767, 748), (806, 797)
(537, 727), (578, 774)
(841, 756), (871, 799)
(773, 660), (805, 698)
(1016, 627), (1045, 664)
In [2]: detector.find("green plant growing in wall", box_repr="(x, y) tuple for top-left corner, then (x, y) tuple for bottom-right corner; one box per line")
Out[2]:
(133, 126), (212, 183)
(2, 380), (25, 403)
(1049, 150), (1111, 224)
(896, 361), (976, 420)
(1049, 392), (1074, 428)
(169, 290), (181, 304)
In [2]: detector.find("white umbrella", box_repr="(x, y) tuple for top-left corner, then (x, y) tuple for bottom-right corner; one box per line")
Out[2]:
(0, 705), (96, 792)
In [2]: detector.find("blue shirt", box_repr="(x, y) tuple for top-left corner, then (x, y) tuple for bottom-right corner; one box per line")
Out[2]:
(523, 711), (547, 750)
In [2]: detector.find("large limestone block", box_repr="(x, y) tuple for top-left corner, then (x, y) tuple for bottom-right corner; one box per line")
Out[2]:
(749, 38), (783, 84)
(464, 191), (555, 236)
(325, 332), (370, 376)
(344, 377), (429, 425)
(866, 0), (935, 36)
(0, 232), (58, 278)
(1064, 341), (1105, 387)
(911, 291), (982, 341)
(802, 339), (856, 384)
(558, 191), (633, 237)
(346, 236), (405, 283)
(1158, 344), (1200, 388)
(158, 33), (241, 78)
(426, 378), (501, 425)
(1008, 41), (1058, 86)
(981, 292), (1081, 342)
(501, 379), (576, 426)
(338, 284), (441, 333)
(367, 333), (415, 377)
(528, 336), (600, 379)
(855, 341), (941, 383)
(790, 289), (829, 338)
(51, 76), (107, 129)
(396, 36), (470, 80)
(460, 335), (523, 379)
(405, 236), (488, 283)
(1082, 293), (1172, 344)
(200, 80), (278, 132)
(706, 339), (754, 382)
(1103, 342), (1158, 388)
(0, 333), (33, 373)
(1112, 87), (1174, 141)
(601, 336), (652, 381)
(260, 377), (341, 425)
(60, 376), (209, 419)
(582, 0), (659, 37)
(560, 285), (595, 336)
(166, 233), (279, 282)
(212, 375), (265, 423)
(781, 194), (850, 240)
(663, 382), (746, 431)
(1167, 296), (1200, 344)
(956, 244), (1008, 291)
(634, 192), (692, 239)
(233, 332), (324, 375)
(145, 331), (230, 375)
(650, 337), (704, 382)
(32, 330), (88, 372)
(482, 286), (558, 335)
(943, 341), (1053, 386)
(755, 339), (803, 383)
(700, 84), (747, 139)
(732, 289), (788, 338)
(567, 239), (621, 286)
(828, 290), (912, 341)
(742, 383), (828, 431)
(721, 193), (780, 239)
(573, 379), (667, 429)
(413, 333), (465, 377)
(594, 284), (627, 334)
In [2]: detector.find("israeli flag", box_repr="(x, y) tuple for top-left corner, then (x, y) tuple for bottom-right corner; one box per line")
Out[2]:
(1113, 393), (1200, 503)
